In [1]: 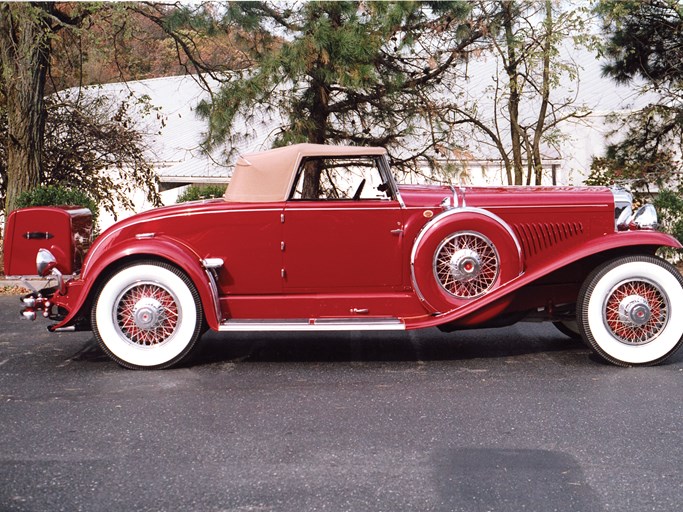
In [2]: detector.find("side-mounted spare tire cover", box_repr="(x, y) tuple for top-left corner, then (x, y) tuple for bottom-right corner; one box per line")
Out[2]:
(411, 208), (523, 314)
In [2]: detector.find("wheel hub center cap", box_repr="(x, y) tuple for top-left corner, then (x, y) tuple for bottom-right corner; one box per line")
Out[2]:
(449, 249), (482, 282)
(618, 295), (651, 326)
(132, 298), (165, 329)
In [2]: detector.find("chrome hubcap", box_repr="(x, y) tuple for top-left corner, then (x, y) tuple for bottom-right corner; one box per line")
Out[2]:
(132, 297), (166, 329)
(618, 295), (651, 326)
(449, 249), (482, 282)
(434, 232), (499, 299)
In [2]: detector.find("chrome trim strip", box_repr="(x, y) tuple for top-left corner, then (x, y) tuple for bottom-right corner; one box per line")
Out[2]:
(51, 268), (65, 295)
(484, 204), (610, 209)
(378, 155), (405, 209)
(204, 268), (222, 323)
(444, 185), (456, 209)
(410, 258), (438, 312)
(394, 189), (407, 209)
(135, 232), (156, 240)
(218, 318), (405, 332)
(282, 206), (400, 212)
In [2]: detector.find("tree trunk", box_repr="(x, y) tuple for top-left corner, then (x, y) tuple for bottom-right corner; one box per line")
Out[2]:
(532, 0), (553, 186)
(301, 80), (330, 199)
(0, 3), (52, 216)
(502, 1), (524, 185)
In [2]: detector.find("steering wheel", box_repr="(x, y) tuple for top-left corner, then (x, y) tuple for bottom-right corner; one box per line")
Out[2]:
(352, 179), (366, 200)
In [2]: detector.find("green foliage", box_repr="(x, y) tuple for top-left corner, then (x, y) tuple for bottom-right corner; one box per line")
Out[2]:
(655, 188), (683, 246)
(593, 0), (683, 256)
(16, 185), (98, 223)
(197, 1), (596, 187)
(595, 0), (682, 171)
(176, 184), (226, 203)
(597, 0), (683, 87)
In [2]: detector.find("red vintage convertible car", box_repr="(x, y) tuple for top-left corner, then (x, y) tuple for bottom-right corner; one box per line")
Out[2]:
(4, 144), (683, 369)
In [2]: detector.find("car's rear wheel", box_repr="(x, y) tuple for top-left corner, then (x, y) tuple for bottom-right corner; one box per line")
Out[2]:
(92, 261), (203, 370)
(577, 255), (683, 366)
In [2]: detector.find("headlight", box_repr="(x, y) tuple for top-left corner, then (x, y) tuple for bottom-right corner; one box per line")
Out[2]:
(611, 187), (633, 230)
(631, 204), (658, 230)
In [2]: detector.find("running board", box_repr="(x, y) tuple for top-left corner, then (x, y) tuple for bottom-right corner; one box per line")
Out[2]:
(218, 318), (405, 332)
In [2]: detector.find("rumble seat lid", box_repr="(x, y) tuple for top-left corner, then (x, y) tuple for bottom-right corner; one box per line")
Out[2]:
(224, 143), (387, 202)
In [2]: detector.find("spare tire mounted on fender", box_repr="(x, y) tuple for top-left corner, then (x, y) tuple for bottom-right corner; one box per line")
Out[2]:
(411, 208), (522, 314)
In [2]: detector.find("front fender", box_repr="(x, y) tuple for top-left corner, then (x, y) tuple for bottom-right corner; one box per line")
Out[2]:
(50, 235), (221, 331)
(407, 229), (682, 330)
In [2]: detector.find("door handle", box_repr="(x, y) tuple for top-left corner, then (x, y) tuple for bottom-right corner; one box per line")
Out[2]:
(390, 229), (403, 236)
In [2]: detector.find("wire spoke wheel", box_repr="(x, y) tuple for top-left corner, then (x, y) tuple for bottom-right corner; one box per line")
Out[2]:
(434, 232), (499, 299)
(603, 279), (668, 345)
(115, 283), (180, 347)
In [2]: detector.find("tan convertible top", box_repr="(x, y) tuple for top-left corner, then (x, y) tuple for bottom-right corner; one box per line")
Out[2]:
(224, 143), (387, 202)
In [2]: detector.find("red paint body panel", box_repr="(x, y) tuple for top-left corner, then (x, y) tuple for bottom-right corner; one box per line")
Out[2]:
(49, 235), (222, 331)
(221, 292), (426, 320)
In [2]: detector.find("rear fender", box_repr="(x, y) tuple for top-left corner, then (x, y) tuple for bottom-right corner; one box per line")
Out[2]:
(51, 236), (221, 331)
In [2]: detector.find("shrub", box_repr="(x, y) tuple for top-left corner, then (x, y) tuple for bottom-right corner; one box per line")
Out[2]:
(16, 185), (98, 224)
(176, 184), (226, 203)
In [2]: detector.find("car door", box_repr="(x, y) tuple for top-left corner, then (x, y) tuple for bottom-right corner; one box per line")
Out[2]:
(282, 156), (404, 292)
(203, 205), (285, 295)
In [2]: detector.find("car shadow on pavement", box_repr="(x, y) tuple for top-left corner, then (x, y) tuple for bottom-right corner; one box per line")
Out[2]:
(187, 325), (590, 366)
(66, 327), (587, 366)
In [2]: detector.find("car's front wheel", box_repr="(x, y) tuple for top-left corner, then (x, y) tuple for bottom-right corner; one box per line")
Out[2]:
(577, 255), (683, 366)
(92, 261), (203, 369)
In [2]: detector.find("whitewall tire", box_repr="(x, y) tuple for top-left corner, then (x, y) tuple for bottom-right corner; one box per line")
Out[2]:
(577, 255), (683, 366)
(92, 261), (204, 369)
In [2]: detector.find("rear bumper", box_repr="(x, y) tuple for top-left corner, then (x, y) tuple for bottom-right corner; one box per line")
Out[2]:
(16, 277), (90, 332)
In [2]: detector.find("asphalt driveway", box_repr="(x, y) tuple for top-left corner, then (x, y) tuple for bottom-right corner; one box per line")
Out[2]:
(0, 294), (682, 511)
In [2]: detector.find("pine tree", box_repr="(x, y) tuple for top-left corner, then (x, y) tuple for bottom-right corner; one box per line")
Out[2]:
(197, 1), (488, 188)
